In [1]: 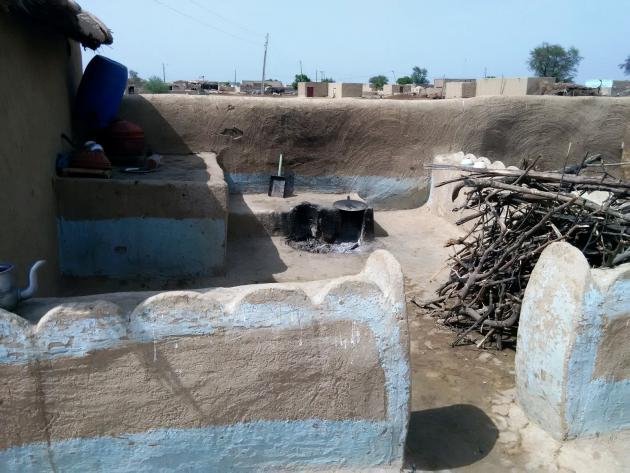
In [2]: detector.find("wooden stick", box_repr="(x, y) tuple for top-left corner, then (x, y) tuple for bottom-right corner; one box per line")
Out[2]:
(427, 164), (630, 190)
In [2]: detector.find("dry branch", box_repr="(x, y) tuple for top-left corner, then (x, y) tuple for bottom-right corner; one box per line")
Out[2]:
(423, 159), (630, 349)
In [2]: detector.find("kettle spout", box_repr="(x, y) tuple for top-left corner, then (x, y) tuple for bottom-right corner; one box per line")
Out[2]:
(18, 260), (46, 301)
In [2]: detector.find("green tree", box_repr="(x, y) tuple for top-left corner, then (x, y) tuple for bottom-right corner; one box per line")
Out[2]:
(292, 73), (311, 89)
(369, 75), (389, 90)
(527, 43), (582, 82)
(411, 66), (429, 85)
(396, 76), (413, 85)
(321, 77), (334, 83)
(144, 75), (169, 94)
(620, 55), (630, 76)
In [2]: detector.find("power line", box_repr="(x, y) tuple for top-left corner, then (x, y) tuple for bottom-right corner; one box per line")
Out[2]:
(151, 0), (259, 46)
(186, 0), (263, 37)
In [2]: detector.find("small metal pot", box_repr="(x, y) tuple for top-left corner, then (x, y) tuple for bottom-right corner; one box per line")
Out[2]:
(0, 260), (45, 311)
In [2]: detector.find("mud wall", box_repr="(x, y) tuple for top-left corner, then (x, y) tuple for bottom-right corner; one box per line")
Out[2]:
(516, 242), (630, 440)
(0, 250), (409, 472)
(328, 83), (363, 98)
(444, 81), (476, 99)
(0, 12), (82, 295)
(426, 152), (517, 226)
(119, 95), (630, 208)
(54, 153), (228, 280)
(475, 77), (555, 96)
(297, 81), (328, 97)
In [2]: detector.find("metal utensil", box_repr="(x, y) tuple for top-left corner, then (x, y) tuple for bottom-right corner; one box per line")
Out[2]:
(0, 260), (46, 311)
(268, 153), (287, 198)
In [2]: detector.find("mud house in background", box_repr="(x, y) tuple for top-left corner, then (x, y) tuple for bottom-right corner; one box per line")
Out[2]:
(433, 78), (474, 96)
(297, 81), (328, 97)
(476, 76), (555, 96)
(0, 0), (111, 295)
(585, 79), (630, 97)
(434, 78), (475, 89)
(178, 80), (219, 94)
(382, 83), (412, 96)
(444, 81), (477, 99)
(328, 82), (363, 98)
(169, 80), (188, 93)
(240, 79), (284, 94)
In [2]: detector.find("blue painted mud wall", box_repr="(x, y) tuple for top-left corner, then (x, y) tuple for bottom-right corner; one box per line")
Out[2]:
(225, 173), (429, 210)
(516, 242), (630, 440)
(58, 217), (226, 279)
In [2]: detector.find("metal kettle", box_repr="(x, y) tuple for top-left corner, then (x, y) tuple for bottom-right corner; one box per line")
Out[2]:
(0, 260), (46, 311)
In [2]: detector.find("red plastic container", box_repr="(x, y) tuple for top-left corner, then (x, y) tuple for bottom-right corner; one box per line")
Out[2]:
(100, 120), (145, 159)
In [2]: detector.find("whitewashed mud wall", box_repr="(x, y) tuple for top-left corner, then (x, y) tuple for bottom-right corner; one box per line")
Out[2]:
(427, 151), (515, 226)
(0, 250), (409, 472)
(516, 242), (630, 440)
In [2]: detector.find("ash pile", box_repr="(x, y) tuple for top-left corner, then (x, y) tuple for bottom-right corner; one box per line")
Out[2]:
(286, 198), (375, 254)
(418, 154), (630, 349)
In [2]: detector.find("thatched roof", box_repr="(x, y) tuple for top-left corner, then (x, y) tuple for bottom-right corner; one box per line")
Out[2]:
(1, 0), (112, 49)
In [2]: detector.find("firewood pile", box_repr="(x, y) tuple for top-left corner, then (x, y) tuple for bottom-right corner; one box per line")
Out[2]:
(417, 156), (630, 349)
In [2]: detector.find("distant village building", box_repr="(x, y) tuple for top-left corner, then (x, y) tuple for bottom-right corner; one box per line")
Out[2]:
(444, 81), (477, 99)
(382, 84), (412, 96)
(297, 82), (328, 97)
(610, 80), (630, 97)
(433, 78), (475, 89)
(328, 83), (363, 98)
(166, 80), (219, 94)
(420, 86), (442, 99)
(475, 77), (555, 96)
(240, 80), (284, 94)
(169, 80), (188, 93)
(426, 78), (475, 98)
(585, 79), (630, 97)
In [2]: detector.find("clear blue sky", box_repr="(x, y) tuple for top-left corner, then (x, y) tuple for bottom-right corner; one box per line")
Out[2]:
(79, 0), (628, 85)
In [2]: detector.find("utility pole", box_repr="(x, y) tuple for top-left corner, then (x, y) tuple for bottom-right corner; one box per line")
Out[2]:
(321, 71), (325, 81)
(162, 63), (166, 82)
(234, 69), (237, 84)
(260, 33), (269, 95)
(316, 69), (318, 82)
(391, 70), (396, 83)
(299, 60), (303, 75)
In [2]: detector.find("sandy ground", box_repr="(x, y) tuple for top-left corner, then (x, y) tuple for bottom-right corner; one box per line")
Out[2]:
(220, 207), (630, 472)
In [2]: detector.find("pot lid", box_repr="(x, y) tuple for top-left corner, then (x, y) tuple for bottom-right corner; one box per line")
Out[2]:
(334, 197), (367, 211)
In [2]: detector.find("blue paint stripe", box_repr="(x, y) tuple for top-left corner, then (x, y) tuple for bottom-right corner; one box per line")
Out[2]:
(0, 420), (398, 472)
(566, 279), (630, 437)
(225, 173), (428, 209)
(58, 217), (226, 278)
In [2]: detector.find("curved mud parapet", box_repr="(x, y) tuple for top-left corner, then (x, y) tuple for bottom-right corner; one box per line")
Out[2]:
(426, 152), (510, 227)
(0, 250), (409, 472)
(516, 242), (630, 440)
(119, 95), (630, 210)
